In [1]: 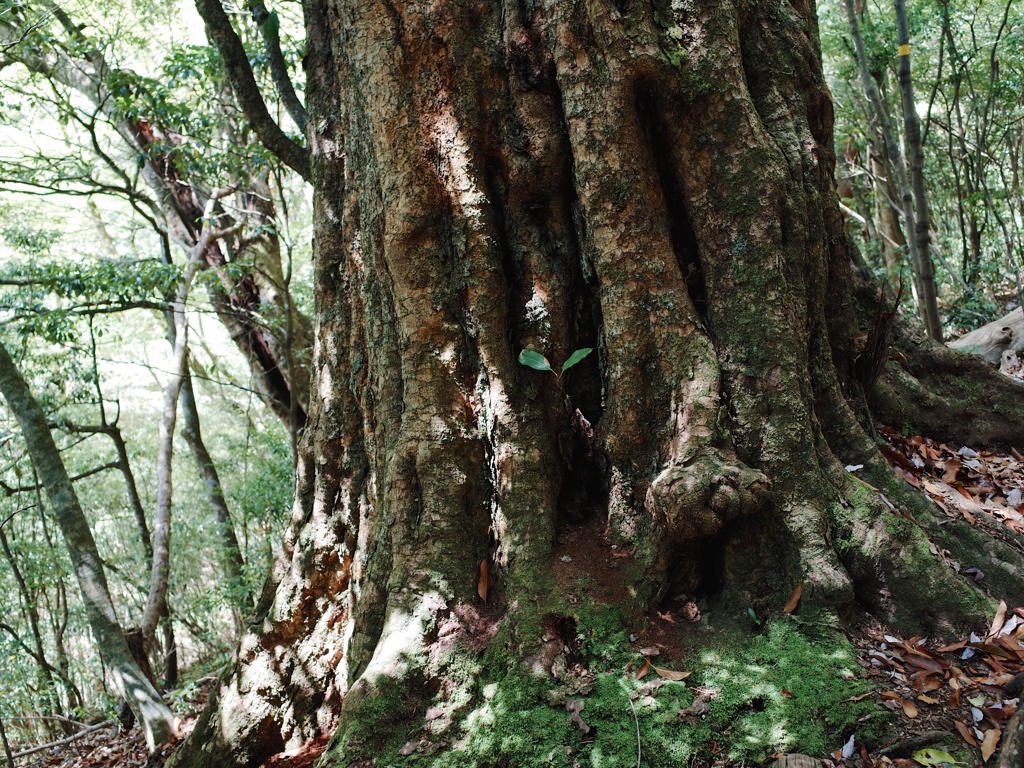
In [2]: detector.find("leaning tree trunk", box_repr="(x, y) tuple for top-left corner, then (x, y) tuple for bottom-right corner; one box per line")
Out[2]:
(0, 341), (177, 752)
(169, 1), (1024, 766)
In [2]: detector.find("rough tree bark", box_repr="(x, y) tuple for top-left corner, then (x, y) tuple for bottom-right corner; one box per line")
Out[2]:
(170, 1), (1024, 766)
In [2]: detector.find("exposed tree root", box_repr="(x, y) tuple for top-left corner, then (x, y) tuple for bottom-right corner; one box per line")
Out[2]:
(163, 0), (1024, 765)
(870, 309), (1024, 449)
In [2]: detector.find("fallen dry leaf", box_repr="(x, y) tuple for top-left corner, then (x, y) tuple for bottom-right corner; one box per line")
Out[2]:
(954, 720), (978, 745)
(783, 584), (803, 614)
(477, 559), (490, 602)
(911, 674), (942, 693)
(652, 665), (692, 681)
(905, 653), (946, 674)
(981, 728), (1001, 762)
(989, 600), (1009, 640)
(900, 698), (918, 718)
(636, 658), (651, 680)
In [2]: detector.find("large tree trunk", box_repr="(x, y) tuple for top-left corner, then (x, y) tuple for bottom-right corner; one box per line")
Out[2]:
(169, 1), (1024, 766)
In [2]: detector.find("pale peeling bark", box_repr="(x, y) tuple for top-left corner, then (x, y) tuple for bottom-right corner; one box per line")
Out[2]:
(168, 1), (1019, 767)
(948, 306), (1024, 364)
(141, 222), (221, 647)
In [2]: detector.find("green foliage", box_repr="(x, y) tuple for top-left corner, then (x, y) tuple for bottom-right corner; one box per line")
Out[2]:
(0, 0), (311, 734)
(518, 349), (554, 373)
(0, 226), (62, 257)
(2, 259), (181, 303)
(105, 56), (278, 184)
(262, 11), (280, 46)
(223, 426), (293, 571)
(821, 0), (1024, 331)
(518, 348), (594, 379)
(913, 748), (960, 766)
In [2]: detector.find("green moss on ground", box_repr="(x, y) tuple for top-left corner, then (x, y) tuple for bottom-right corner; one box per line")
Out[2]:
(328, 605), (883, 767)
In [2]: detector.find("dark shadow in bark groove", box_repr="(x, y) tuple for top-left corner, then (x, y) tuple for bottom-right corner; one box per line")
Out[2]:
(664, 538), (726, 606)
(633, 81), (708, 323)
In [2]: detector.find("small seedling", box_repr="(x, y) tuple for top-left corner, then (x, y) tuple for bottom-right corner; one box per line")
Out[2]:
(518, 347), (594, 379)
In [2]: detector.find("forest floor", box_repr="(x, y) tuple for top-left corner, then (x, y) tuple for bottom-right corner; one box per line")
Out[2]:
(8, 427), (1024, 768)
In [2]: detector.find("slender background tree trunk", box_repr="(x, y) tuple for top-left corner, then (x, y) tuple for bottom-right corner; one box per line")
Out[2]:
(0, 341), (176, 752)
(894, 0), (942, 341)
(844, 0), (943, 339)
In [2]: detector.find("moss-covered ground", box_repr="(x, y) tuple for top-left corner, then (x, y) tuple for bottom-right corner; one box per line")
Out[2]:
(327, 602), (884, 767)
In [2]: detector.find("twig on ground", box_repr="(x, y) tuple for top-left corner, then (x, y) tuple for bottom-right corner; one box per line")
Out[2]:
(628, 694), (641, 768)
(11, 720), (116, 760)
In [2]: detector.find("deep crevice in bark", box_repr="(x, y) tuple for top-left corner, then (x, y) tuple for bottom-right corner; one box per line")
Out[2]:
(165, 2), (1024, 767)
(634, 81), (708, 323)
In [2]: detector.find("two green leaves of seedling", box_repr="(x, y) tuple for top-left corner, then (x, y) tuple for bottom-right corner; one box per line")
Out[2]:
(518, 347), (593, 379)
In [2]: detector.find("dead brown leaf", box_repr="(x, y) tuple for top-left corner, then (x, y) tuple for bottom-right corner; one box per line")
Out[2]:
(989, 600), (1009, 640)
(905, 653), (947, 674)
(900, 698), (918, 718)
(652, 665), (692, 681)
(477, 559), (490, 602)
(911, 675), (942, 693)
(783, 584), (803, 614)
(954, 720), (977, 746)
(981, 728), (1001, 762)
(636, 658), (651, 680)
